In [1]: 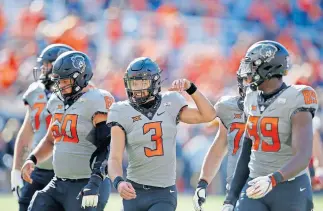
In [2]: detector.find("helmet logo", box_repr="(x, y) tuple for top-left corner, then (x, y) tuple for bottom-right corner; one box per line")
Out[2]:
(260, 44), (278, 62)
(71, 55), (86, 72)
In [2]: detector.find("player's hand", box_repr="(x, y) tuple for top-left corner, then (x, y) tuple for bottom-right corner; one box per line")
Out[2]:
(312, 167), (323, 190)
(221, 204), (234, 211)
(77, 174), (102, 208)
(21, 160), (35, 184)
(11, 169), (24, 199)
(193, 179), (208, 211)
(246, 176), (273, 199)
(168, 79), (191, 92)
(117, 181), (136, 200)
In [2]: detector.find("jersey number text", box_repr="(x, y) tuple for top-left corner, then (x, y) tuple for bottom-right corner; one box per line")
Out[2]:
(51, 114), (79, 143)
(230, 122), (245, 155)
(143, 121), (164, 157)
(247, 116), (281, 152)
(32, 103), (51, 130)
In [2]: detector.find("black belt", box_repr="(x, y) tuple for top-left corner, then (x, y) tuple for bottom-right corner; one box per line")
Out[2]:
(127, 179), (168, 190)
(55, 176), (89, 183)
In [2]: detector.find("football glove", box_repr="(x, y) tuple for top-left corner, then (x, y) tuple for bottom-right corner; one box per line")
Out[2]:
(246, 176), (273, 199)
(77, 174), (102, 208)
(11, 169), (24, 200)
(193, 180), (208, 211)
(221, 204), (234, 211)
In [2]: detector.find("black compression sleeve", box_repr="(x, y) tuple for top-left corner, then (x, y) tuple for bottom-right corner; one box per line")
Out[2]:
(224, 136), (252, 206)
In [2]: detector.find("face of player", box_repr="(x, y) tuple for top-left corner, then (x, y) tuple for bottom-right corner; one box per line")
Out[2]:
(58, 78), (74, 95)
(128, 79), (151, 98)
(41, 61), (53, 76)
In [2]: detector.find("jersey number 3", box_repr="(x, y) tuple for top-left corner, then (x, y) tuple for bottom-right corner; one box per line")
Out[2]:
(247, 116), (281, 152)
(51, 114), (79, 143)
(143, 121), (164, 157)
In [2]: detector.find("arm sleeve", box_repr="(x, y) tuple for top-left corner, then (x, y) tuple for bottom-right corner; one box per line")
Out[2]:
(224, 136), (252, 206)
(289, 86), (318, 119)
(167, 92), (188, 123)
(106, 103), (127, 132)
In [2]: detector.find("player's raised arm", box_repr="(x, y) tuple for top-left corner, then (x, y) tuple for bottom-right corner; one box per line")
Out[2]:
(193, 119), (228, 210)
(168, 79), (216, 124)
(21, 119), (55, 184)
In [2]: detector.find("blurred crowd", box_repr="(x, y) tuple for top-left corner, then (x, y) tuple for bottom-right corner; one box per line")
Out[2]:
(0, 0), (323, 194)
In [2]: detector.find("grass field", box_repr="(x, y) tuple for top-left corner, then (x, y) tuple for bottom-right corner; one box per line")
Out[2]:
(1, 194), (323, 210)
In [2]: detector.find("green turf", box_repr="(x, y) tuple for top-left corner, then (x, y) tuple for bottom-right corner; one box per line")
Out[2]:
(1, 194), (322, 210)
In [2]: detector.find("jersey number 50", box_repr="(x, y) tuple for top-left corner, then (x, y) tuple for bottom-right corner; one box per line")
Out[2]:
(143, 121), (164, 157)
(247, 116), (281, 152)
(51, 113), (79, 143)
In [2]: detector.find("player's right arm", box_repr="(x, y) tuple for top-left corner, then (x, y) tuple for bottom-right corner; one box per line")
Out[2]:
(108, 125), (136, 200)
(12, 107), (34, 171)
(193, 119), (228, 211)
(223, 133), (252, 208)
(21, 119), (54, 184)
(11, 107), (34, 198)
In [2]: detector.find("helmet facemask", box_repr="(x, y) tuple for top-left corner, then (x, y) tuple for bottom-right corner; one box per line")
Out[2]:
(124, 73), (161, 105)
(33, 59), (54, 88)
(51, 72), (87, 102)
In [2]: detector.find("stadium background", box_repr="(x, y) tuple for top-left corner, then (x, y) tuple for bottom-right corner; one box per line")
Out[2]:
(0, 0), (323, 210)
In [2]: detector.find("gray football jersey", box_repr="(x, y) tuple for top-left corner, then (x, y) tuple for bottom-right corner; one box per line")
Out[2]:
(244, 85), (318, 178)
(107, 91), (187, 187)
(23, 81), (53, 170)
(214, 96), (245, 185)
(47, 88), (114, 179)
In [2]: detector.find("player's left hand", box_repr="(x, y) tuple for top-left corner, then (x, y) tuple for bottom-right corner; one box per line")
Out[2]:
(77, 174), (102, 208)
(246, 176), (273, 199)
(168, 79), (191, 92)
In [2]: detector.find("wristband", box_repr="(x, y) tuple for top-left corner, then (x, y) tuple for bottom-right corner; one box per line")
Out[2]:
(27, 154), (37, 165)
(270, 171), (284, 187)
(186, 82), (197, 95)
(113, 176), (125, 190)
(197, 179), (208, 189)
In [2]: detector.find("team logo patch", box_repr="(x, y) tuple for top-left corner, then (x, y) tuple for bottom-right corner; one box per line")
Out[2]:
(260, 44), (278, 62)
(71, 55), (86, 72)
(38, 94), (44, 99)
(234, 113), (242, 119)
(251, 105), (257, 111)
(132, 115), (142, 122)
(57, 105), (63, 109)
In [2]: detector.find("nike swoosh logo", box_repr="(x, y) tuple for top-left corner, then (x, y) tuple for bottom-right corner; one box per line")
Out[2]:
(170, 190), (175, 193)
(83, 188), (91, 192)
(157, 111), (165, 116)
(300, 188), (306, 192)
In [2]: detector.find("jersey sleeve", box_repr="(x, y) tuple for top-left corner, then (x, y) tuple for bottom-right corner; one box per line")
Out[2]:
(46, 94), (59, 114)
(313, 116), (321, 132)
(289, 86), (318, 119)
(87, 89), (115, 121)
(106, 102), (128, 132)
(22, 82), (39, 105)
(166, 91), (188, 122)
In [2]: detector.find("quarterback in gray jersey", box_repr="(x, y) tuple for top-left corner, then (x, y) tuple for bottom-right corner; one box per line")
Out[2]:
(11, 44), (73, 211)
(21, 51), (113, 211)
(107, 57), (216, 211)
(193, 72), (247, 211)
(223, 41), (318, 211)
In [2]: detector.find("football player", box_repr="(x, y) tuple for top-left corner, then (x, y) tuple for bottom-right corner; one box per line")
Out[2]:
(11, 44), (73, 211)
(193, 70), (248, 211)
(222, 40), (318, 211)
(21, 51), (113, 211)
(107, 57), (216, 211)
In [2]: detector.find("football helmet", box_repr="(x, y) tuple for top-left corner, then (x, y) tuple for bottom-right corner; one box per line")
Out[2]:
(51, 51), (93, 101)
(124, 57), (162, 105)
(33, 44), (74, 87)
(238, 40), (291, 91)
